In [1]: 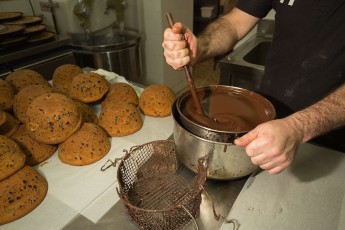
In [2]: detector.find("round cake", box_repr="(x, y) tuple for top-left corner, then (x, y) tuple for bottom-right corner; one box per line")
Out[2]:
(69, 72), (109, 103)
(0, 165), (48, 225)
(0, 79), (15, 111)
(0, 111), (20, 137)
(101, 82), (138, 108)
(26, 93), (83, 144)
(73, 100), (98, 124)
(58, 123), (111, 166)
(13, 84), (54, 123)
(5, 69), (50, 93)
(0, 110), (6, 126)
(52, 64), (83, 95)
(0, 135), (26, 181)
(139, 84), (175, 117)
(99, 103), (143, 137)
(11, 124), (57, 166)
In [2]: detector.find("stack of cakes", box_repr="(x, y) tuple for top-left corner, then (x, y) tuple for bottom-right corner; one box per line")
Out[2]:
(0, 135), (48, 225)
(0, 63), (177, 225)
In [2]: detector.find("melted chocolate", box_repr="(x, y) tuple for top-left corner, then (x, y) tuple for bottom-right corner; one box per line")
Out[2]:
(181, 86), (275, 132)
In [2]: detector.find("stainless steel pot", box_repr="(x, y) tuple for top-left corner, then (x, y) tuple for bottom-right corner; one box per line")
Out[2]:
(172, 99), (257, 180)
(70, 29), (141, 83)
(176, 85), (276, 143)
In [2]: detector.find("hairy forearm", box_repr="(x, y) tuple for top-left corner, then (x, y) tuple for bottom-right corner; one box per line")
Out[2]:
(195, 8), (259, 64)
(196, 16), (239, 63)
(285, 83), (345, 143)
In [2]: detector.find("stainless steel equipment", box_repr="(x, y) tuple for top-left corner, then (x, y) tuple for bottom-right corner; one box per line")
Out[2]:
(176, 85), (275, 143)
(70, 29), (141, 82)
(0, 35), (75, 80)
(172, 99), (258, 181)
(219, 20), (274, 91)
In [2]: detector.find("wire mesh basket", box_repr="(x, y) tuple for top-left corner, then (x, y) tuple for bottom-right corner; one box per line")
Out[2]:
(116, 140), (207, 230)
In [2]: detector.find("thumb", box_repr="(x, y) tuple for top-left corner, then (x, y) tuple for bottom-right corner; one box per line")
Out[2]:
(234, 129), (259, 147)
(171, 22), (183, 34)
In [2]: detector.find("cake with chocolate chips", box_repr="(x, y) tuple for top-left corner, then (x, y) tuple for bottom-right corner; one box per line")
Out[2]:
(0, 79), (15, 111)
(26, 93), (83, 144)
(0, 135), (26, 181)
(58, 123), (111, 166)
(52, 64), (83, 95)
(69, 72), (109, 103)
(0, 165), (48, 225)
(11, 124), (57, 166)
(5, 69), (50, 93)
(12, 84), (54, 124)
(73, 100), (98, 124)
(0, 111), (20, 137)
(139, 84), (175, 117)
(101, 82), (138, 108)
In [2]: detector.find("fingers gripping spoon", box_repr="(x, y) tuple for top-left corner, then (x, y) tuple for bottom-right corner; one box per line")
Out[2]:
(165, 12), (205, 116)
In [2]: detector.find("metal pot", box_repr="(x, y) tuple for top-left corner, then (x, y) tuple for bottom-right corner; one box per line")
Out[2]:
(176, 85), (276, 143)
(172, 99), (257, 180)
(172, 85), (276, 180)
(70, 29), (141, 83)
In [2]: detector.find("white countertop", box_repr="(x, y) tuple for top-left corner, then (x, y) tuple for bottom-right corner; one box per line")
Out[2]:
(221, 143), (345, 230)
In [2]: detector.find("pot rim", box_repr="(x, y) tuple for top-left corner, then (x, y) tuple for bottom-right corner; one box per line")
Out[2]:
(173, 99), (240, 145)
(175, 85), (276, 135)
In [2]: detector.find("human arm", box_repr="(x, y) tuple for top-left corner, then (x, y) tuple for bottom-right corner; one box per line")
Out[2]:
(162, 8), (260, 69)
(235, 83), (345, 174)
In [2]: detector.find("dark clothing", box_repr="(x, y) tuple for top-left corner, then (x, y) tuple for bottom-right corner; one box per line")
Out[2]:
(236, 0), (345, 152)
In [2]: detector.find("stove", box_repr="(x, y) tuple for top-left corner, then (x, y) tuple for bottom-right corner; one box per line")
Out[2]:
(0, 34), (76, 80)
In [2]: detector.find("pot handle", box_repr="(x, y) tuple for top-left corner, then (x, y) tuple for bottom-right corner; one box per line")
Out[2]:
(202, 186), (238, 230)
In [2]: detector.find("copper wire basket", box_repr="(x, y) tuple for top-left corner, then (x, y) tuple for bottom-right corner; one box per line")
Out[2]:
(115, 140), (207, 230)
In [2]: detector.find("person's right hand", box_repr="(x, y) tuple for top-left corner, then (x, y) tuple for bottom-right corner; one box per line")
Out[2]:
(162, 22), (198, 69)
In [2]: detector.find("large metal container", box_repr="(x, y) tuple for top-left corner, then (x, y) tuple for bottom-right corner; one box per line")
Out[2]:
(176, 85), (275, 143)
(172, 85), (275, 180)
(172, 99), (257, 180)
(71, 30), (141, 83)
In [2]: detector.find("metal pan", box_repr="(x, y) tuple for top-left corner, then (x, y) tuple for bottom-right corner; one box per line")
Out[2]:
(175, 85), (276, 143)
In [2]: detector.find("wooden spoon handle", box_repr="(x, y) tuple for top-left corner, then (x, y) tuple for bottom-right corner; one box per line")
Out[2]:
(165, 12), (204, 115)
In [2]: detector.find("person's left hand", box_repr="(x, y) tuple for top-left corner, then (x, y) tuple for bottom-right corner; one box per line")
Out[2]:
(234, 119), (303, 174)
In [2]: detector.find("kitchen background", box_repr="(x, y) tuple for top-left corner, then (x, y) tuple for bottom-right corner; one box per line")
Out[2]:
(0, 0), (273, 93)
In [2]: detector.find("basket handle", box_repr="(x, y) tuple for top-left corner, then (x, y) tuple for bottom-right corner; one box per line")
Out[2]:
(100, 158), (123, 171)
(181, 205), (200, 230)
(201, 186), (238, 230)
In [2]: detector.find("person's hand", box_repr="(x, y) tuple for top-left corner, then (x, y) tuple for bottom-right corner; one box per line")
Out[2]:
(234, 119), (304, 174)
(162, 22), (198, 69)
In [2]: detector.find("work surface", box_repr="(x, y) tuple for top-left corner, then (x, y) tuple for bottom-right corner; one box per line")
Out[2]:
(2, 70), (345, 229)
